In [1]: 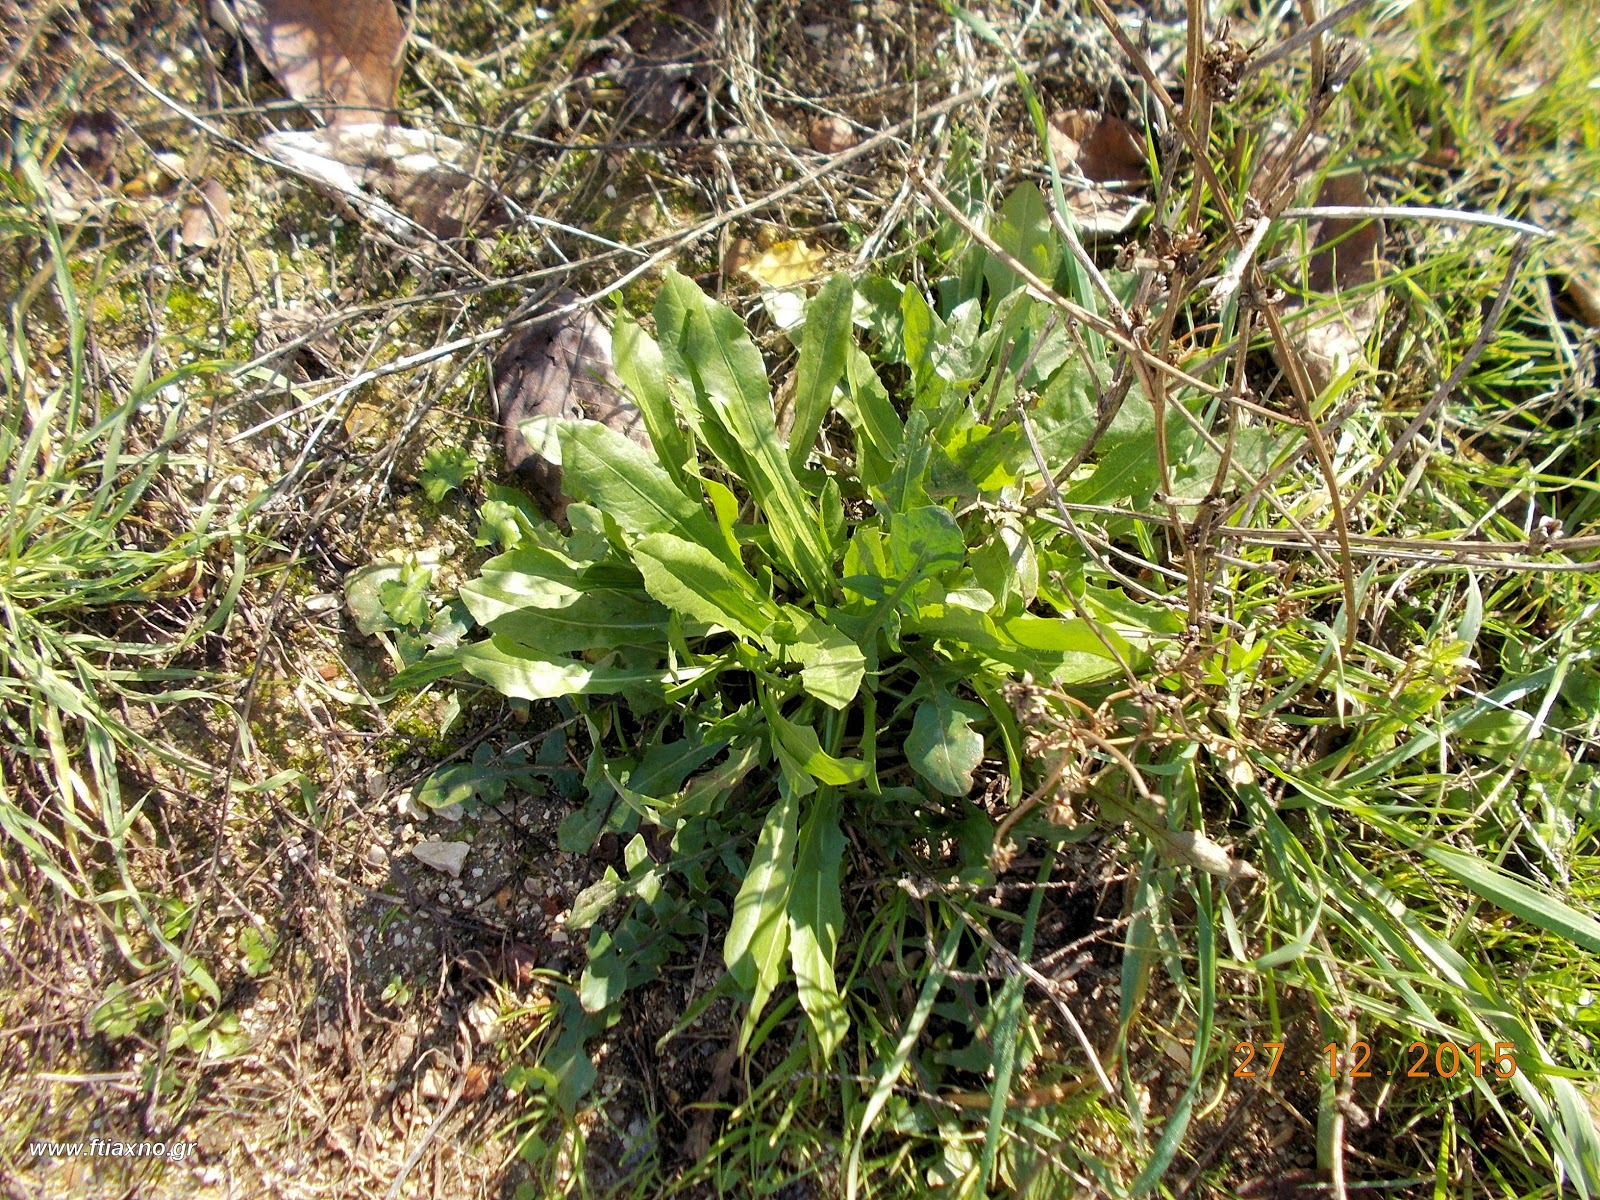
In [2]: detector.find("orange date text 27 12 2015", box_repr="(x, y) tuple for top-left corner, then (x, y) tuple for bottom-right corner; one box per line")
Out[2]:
(1231, 1041), (1520, 1080)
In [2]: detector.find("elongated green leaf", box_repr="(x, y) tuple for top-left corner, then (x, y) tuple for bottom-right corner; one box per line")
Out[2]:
(1118, 850), (1163, 1053)
(725, 783), (800, 1047)
(555, 418), (718, 543)
(907, 689), (986, 796)
(980, 855), (1052, 1188)
(654, 272), (833, 594)
(900, 283), (943, 400)
(788, 273), (854, 472)
(839, 345), (902, 482)
(634, 532), (776, 640)
(675, 737), (763, 818)
(846, 918), (964, 1200)
(484, 591), (667, 652)
(613, 314), (693, 487)
(579, 930), (625, 1013)
(457, 636), (703, 699)
(999, 614), (1124, 657)
(1423, 844), (1600, 954)
(458, 546), (619, 624)
(1336, 855), (1600, 1197)
(789, 792), (848, 1058)
(784, 607), (866, 710)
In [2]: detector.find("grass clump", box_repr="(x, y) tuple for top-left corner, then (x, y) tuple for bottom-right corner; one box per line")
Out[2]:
(1, 146), (250, 992)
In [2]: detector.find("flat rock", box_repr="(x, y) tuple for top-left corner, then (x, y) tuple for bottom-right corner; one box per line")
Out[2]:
(412, 839), (469, 878)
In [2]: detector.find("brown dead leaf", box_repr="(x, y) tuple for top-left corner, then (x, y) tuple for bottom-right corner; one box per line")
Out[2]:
(460, 1062), (492, 1102)
(1045, 109), (1150, 238)
(491, 293), (652, 519)
(809, 115), (858, 154)
(179, 178), (232, 248)
(684, 1042), (740, 1161)
(1304, 172), (1383, 295)
(229, 0), (405, 126)
(1061, 111), (1146, 184)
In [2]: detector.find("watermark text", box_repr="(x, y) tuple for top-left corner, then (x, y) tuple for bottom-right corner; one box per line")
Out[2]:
(28, 1137), (197, 1163)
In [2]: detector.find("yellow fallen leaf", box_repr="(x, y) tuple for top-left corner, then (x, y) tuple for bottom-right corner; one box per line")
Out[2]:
(741, 239), (827, 289)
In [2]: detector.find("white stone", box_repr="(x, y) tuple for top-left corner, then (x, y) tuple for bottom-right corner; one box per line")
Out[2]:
(412, 840), (469, 878)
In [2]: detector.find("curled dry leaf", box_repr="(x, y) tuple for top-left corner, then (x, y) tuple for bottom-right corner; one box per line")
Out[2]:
(1047, 109), (1146, 184)
(723, 236), (756, 278)
(1045, 109), (1150, 238)
(179, 178), (233, 248)
(228, 0), (405, 126)
(809, 115), (858, 154)
(491, 293), (652, 518)
(260, 125), (496, 239)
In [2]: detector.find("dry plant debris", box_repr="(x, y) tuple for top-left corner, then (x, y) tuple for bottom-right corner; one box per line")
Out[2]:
(227, 0), (406, 125)
(1045, 107), (1150, 236)
(261, 123), (498, 239)
(178, 176), (232, 246)
(491, 293), (652, 517)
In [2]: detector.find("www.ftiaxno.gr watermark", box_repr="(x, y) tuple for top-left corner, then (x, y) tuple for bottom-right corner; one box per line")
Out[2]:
(29, 1138), (198, 1163)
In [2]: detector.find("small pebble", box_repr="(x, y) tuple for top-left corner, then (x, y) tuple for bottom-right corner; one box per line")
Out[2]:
(364, 844), (389, 869)
(810, 115), (859, 154)
(397, 791), (428, 821)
